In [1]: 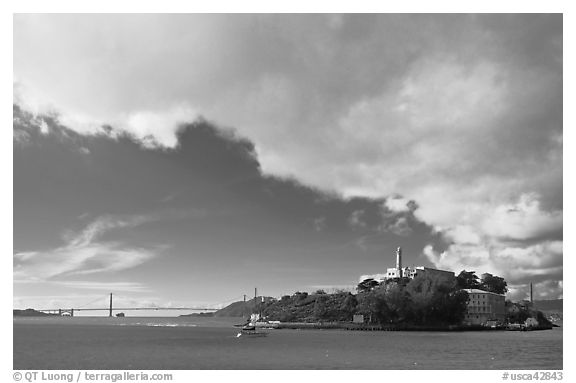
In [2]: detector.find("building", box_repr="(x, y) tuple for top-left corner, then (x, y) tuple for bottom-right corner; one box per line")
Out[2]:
(463, 288), (505, 325)
(405, 266), (455, 281)
(359, 247), (455, 283)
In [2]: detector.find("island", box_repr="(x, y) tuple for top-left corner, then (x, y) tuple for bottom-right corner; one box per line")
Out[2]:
(13, 309), (57, 317)
(193, 269), (556, 331)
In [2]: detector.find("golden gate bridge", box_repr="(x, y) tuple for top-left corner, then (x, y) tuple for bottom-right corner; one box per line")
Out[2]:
(36, 293), (243, 317)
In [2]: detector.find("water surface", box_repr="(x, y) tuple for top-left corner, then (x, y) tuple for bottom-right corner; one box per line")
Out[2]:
(13, 316), (563, 369)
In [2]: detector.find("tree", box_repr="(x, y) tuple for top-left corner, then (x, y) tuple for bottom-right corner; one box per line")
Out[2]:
(506, 301), (531, 324)
(293, 291), (308, 300)
(355, 291), (379, 323)
(441, 290), (469, 324)
(456, 270), (481, 289)
(406, 273), (468, 325)
(339, 294), (358, 321)
(383, 283), (411, 324)
(480, 273), (508, 294)
(357, 278), (380, 293)
(313, 295), (329, 320)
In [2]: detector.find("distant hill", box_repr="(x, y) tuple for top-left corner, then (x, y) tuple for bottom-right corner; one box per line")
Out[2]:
(533, 299), (563, 312)
(14, 309), (56, 317)
(179, 312), (214, 318)
(180, 297), (276, 318)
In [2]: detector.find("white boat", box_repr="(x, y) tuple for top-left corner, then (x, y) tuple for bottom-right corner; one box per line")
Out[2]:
(236, 290), (269, 338)
(237, 324), (268, 338)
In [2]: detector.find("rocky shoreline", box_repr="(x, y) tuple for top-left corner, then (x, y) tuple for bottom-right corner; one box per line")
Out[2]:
(266, 321), (555, 331)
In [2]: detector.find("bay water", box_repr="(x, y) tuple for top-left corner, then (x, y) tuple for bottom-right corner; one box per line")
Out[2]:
(13, 316), (562, 370)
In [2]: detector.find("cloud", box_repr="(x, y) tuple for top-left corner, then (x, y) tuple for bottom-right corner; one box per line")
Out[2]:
(348, 210), (367, 230)
(385, 216), (413, 237)
(14, 14), (562, 297)
(480, 193), (563, 242)
(14, 280), (152, 293)
(116, 105), (198, 149)
(312, 217), (327, 232)
(424, 239), (562, 288)
(14, 215), (160, 281)
(384, 196), (411, 213)
(507, 280), (563, 302)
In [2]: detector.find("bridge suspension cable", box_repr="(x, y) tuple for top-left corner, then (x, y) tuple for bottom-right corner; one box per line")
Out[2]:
(75, 294), (111, 309)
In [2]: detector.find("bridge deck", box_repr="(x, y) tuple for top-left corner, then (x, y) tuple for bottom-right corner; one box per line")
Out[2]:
(38, 307), (218, 312)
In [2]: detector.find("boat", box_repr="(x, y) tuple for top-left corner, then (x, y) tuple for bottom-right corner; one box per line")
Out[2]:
(235, 289), (269, 338)
(237, 322), (268, 337)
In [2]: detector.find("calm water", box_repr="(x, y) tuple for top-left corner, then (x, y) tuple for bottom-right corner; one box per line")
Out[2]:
(13, 316), (562, 370)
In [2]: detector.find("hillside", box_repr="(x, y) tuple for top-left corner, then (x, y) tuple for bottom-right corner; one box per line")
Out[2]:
(14, 309), (56, 317)
(214, 297), (276, 317)
(533, 299), (562, 312)
(180, 297), (276, 318)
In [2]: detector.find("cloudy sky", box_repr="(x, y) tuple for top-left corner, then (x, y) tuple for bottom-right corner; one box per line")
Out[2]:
(13, 14), (562, 313)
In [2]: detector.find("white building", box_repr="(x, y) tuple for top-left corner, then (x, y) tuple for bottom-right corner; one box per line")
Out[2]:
(359, 247), (455, 283)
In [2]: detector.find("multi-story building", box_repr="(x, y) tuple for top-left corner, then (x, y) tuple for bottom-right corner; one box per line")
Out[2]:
(463, 288), (505, 325)
(403, 266), (455, 281)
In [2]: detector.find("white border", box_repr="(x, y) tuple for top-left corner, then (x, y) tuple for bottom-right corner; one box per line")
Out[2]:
(4, 2), (572, 381)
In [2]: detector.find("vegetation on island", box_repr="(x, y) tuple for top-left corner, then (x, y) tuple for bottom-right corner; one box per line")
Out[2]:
(455, 270), (508, 294)
(252, 269), (552, 328)
(506, 300), (553, 327)
(261, 290), (358, 322)
(354, 274), (469, 326)
(260, 273), (469, 326)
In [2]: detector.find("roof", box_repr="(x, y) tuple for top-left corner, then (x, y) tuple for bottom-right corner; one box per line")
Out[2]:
(463, 288), (505, 296)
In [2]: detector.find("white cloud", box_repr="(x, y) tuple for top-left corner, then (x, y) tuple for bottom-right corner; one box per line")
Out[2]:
(14, 215), (159, 281)
(14, 280), (151, 293)
(422, 192), (562, 295)
(507, 280), (563, 302)
(121, 105), (198, 148)
(481, 193), (562, 241)
(424, 240), (562, 286)
(384, 196), (411, 213)
(444, 225), (482, 245)
(53, 281), (151, 293)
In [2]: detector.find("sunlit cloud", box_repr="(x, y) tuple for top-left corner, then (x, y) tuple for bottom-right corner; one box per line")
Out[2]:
(14, 215), (161, 281)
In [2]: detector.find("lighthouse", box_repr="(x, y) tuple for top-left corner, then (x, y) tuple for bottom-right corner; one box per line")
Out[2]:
(359, 246), (455, 283)
(396, 247), (402, 277)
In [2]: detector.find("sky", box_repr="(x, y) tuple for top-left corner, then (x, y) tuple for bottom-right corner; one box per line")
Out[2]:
(13, 14), (563, 314)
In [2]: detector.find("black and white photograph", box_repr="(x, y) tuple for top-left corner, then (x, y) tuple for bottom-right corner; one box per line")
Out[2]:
(11, 9), (565, 376)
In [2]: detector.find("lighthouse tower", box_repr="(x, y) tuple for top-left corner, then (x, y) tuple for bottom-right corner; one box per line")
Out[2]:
(396, 247), (402, 277)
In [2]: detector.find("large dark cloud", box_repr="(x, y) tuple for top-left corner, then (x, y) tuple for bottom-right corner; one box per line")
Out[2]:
(14, 105), (436, 287)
